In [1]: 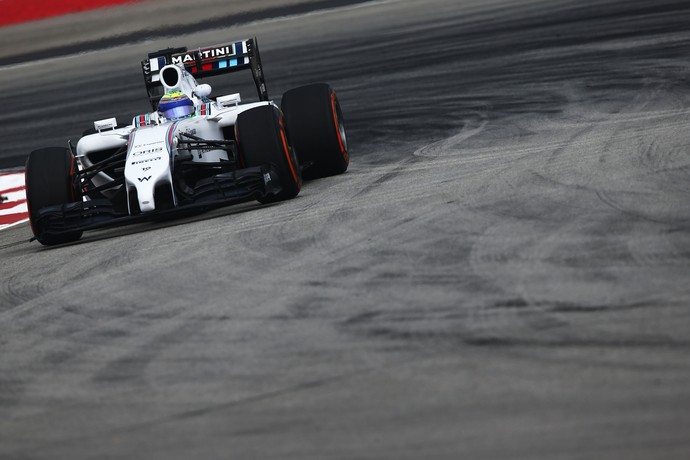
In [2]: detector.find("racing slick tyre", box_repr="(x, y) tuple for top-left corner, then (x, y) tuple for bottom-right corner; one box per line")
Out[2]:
(25, 147), (83, 245)
(236, 105), (302, 204)
(281, 83), (349, 179)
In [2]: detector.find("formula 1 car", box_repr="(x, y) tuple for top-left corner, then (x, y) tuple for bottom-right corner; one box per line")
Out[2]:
(25, 38), (349, 245)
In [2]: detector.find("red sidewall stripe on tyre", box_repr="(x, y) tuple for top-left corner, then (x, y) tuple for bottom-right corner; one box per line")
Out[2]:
(330, 92), (349, 163)
(279, 118), (301, 187)
(69, 152), (79, 201)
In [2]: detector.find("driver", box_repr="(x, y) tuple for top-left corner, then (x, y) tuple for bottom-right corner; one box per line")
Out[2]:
(158, 90), (195, 120)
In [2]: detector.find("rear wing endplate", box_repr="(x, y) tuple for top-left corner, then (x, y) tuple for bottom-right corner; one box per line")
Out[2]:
(141, 37), (268, 110)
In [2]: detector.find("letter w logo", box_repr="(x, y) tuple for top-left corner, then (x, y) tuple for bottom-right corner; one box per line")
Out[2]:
(138, 176), (151, 182)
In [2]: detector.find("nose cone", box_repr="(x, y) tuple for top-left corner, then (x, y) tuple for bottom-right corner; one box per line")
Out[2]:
(124, 125), (175, 214)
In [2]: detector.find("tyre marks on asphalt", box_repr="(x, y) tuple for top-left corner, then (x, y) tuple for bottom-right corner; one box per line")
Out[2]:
(391, 20), (690, 361)
(460, 81), (690, 363)
(413, 109), (489, 158)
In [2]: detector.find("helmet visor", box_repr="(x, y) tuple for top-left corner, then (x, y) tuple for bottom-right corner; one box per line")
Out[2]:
(164, 104), (195, 120)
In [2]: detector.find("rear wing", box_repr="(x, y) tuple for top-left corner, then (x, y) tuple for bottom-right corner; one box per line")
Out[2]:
(141, 37), (268, 110)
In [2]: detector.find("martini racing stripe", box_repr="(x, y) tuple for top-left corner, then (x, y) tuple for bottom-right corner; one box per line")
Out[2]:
(196, 103), (212, 117)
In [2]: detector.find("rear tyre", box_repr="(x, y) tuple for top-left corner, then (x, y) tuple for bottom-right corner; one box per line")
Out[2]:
(281, 83), (349, 179)
(25, 147), (83, 245)
(236, 105), (302, 203)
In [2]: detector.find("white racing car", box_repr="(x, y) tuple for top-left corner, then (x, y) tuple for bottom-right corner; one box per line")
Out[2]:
(25, 38), (349, 245)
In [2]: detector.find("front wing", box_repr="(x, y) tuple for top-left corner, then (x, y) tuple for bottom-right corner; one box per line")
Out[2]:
(32, 164), (281, 239)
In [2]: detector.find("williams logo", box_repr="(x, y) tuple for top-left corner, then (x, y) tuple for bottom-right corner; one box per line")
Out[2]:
(138, 176), (151, 182)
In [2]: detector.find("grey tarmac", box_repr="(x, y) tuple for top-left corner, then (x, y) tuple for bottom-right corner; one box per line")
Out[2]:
(1, 0), (689, 458)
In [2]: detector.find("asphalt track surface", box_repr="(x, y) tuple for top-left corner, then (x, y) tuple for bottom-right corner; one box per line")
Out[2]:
(1, 0), (690, 458)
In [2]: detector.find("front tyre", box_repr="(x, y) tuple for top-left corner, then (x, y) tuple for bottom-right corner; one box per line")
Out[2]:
(281, 83), (349, 179)
(25, 147), (83, 245)
(236, 105), (302, 203)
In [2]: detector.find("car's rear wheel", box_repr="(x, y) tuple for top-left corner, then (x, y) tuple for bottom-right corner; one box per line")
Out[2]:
(281, 83), (349, 179)
(236, 105), (302, 203)
(25, 147), (83, 245)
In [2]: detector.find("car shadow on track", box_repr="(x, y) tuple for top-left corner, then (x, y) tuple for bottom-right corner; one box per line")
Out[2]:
(27, 200), (277, 249)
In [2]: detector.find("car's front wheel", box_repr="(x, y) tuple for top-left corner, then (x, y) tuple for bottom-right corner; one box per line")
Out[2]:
(25, 147), (83, 245)
(236, 105), (302, 203)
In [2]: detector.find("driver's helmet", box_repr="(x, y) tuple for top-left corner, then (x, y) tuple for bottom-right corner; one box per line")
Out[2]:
(159, 90), (195, 120)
